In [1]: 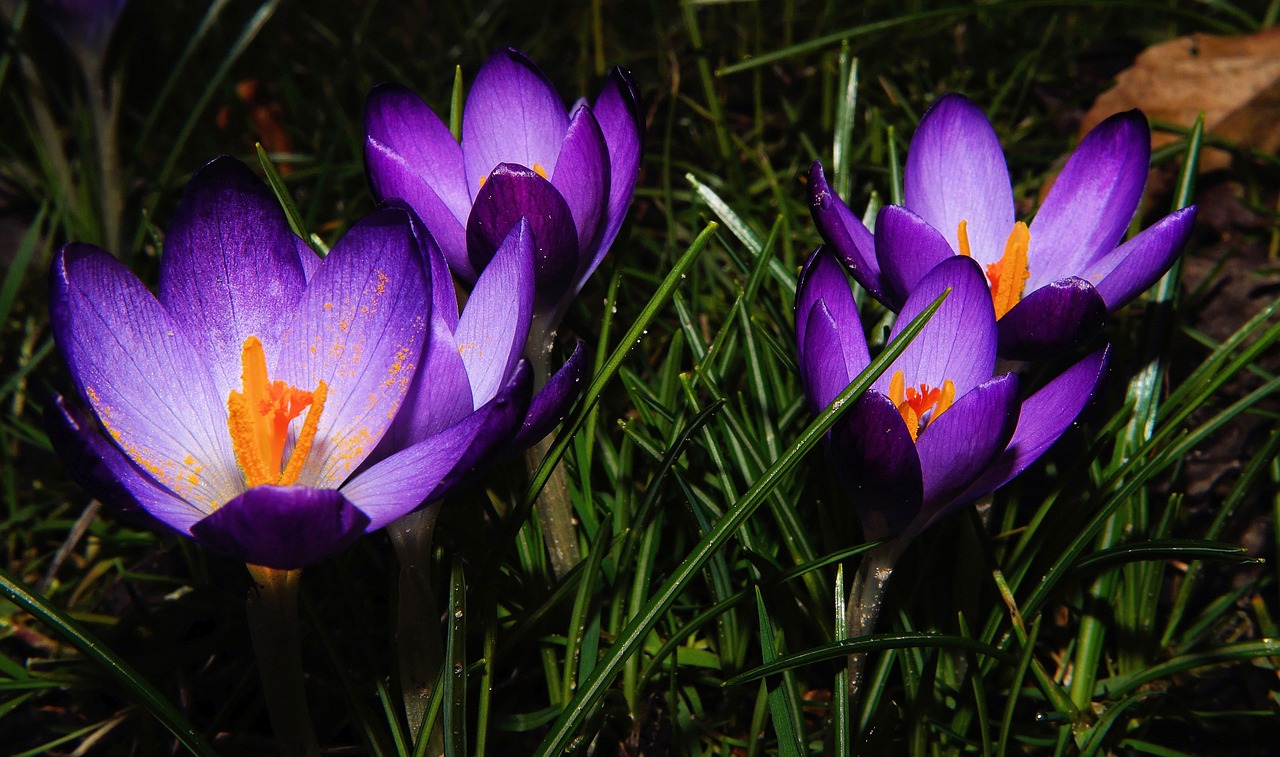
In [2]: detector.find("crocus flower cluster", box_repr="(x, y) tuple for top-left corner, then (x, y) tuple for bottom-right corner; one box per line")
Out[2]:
(364, 47), (644, 335)
(46, 157), (575, 570)
(810, 93), (1196, 359)
(796, 248), (1109, 542)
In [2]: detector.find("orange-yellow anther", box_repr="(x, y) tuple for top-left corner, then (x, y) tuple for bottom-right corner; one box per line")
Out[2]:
(957, 220), (972, 258)
(986, 222), (1030, 319)
(889, 369), (956, 442)
(478, 161), (548, 189)
(227, 336), (328, 488)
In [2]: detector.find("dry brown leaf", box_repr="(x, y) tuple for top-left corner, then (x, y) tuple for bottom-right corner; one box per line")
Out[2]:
(1081, 27), (1280, 172)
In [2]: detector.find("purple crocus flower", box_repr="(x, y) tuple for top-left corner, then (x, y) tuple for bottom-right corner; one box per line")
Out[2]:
(32, 0), (127, 62)
(796, 246), (1109, 541)
(810, 93), (1196, 360)
(363, 47), (643, 332)
(46, 157), (517, 570)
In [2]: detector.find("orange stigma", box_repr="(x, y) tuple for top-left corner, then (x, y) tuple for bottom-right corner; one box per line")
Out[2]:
(478, 161), (547, 188)
(889, 369), (956, 442)
(227, 336), (328, 488)
(955, 220), (1031, 319)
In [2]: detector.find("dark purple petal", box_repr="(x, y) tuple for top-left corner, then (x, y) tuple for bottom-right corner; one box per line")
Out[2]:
(34, 0), (127, 58)
(996, 277), (1109, 360)
(957, 346), (1110, 502)
(878, 256), (996, 398)
(809, 162), (893, 308)
(462, 48), (570, 199)
(1027, 111), (1150, 286)
(466, 164), (578, 309)
(904, 94), (1014, 267)
(829, 392), (923, 541)
(1087, 207), (1197, 308)
(876, 205), (957, 305)
(510, 341), (587, 451)
(801, 302), (855, 412)
(456, 220), (535, 405)
(914, 374), (1019, 528)
(340, 367), (532, 527)
(295, 236), (321, 282)
(50, 244), (242, 509)
(585, 66), (644, 279)
(552, 105), (610, 263)
(365, 84), (474, 280)
(157, 156), (307, 399)
(795, 246), (867, 372)
(190, 486), (369, 570)
(44, 392), (187, 534)
(275, 207), (428, 489)
(427, 362), (534, 500)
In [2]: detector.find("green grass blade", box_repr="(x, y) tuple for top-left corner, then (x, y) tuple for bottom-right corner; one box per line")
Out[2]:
(442, 558), (467, 757)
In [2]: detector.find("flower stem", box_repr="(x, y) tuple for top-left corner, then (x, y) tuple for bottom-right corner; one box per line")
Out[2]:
(245, 565), (319, 757)
(524, 317), (580, 579)
(844, 540), (903, 723)
(389, 506), (444, 742)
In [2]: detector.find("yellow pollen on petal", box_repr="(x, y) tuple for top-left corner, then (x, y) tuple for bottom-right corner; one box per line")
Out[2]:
(957, 220), (972, 258)
(889, 369), (955, 443)
(227, 336), (326, 488)
(986, 221), (1031, 319)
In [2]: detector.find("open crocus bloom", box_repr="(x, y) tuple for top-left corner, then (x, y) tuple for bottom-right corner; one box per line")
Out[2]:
(810, 93), (1196, 359)
(796, 247), (1109, 541)
(47, 157), (516, 569)
(364, 47), (643, 327)
(370, 212), (587, 494)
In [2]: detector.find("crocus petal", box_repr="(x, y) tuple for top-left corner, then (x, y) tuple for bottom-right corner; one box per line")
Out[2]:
(957, 346), (1110, 502)
(795, 246), (868, 374)
(829, 392), (923, 541)
(157, 156), (307, 399)
(466, 164), (578, 309)
(277, 207), (428, 489)
(456, 220), (535, 405)
(365, 84), (474, 280)
(341, 377), (529, 529)
(914, 374), (1019, 526)
(1027, 111), (1150, 286)
(50, 244), (241, 511)
(1087, 207), (1197, 308)
(510, 341), (587, 451)
(552, 105), (610, 261)
(586, 66), (644, 281)
(904, 94), (1014, 265)
(462, 48), (570, 199)
(426, 363), (534, 501)
(189, 486), (369, 570)
(877, 256), (996, 397)
(809, 162), (892, 307)
(44, 393), (191, 534)
(34, 0), (127, 58)
(876, 205), (957, 305)
(996, 277), (1109, 360)
(801, 302), (855, 412)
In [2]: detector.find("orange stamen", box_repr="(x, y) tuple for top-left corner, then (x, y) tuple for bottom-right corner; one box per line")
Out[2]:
(957, 220), (972, 258)
(986, 222), (1031, 319)
(227, 336), (328, 488)
(889, 369), (957, 442)
(478, 161), (548, 189)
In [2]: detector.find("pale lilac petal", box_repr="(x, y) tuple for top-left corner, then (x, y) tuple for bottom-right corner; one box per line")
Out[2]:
(552, 105), (610, 262)
(904, 94), (1014, 266)
(50, 244), (242, 512)
(585, 66), (644, 281)
(878, 256), (996, 397)
(511, 342), (586, 451)
(809, 162), (892, 307)
(958, 347), (1110, 502)
(801, 302), (854, 412)
(157, 156), (307, 399)
(295, 236), (321, 282)
(365, 85), (473, 280)
(914, 374), (1019, 525)
(795, 246), (868, 375)
(466, 164), (578, 309)
(45, 393), (195, 535)
(1027, 111), (1149, 285)
(189, 486), (369, 569)
(876, 205), (957, 305)
(1088, 207), (1196, 308)
(427, 363), (533, 500)
(276, 208), (428, 489)
(456, 220), (535, 405)
(996, 277), (1109, 360)
(462, 48), (570, 199)
(829, 392), (923, 541)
